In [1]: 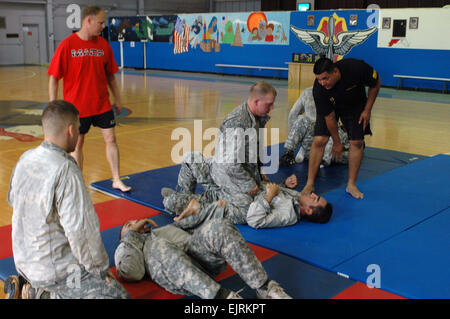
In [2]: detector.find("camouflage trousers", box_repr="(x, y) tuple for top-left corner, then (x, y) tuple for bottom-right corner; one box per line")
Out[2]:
(146, 219), (268, 299)
(164, 151), (252, 224)
(43, 269), (130, 299)
(284, 115), (349, 165)
(284, 115), (315, 157)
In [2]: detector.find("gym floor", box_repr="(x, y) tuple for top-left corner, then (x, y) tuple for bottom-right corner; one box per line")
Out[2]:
(1, 65), (449, 298)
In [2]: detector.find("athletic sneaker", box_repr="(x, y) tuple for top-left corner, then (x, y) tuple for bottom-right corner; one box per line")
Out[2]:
(3, 275), (22, 299)
(279, 150), (296, 167)
(256, 280), (292, 299)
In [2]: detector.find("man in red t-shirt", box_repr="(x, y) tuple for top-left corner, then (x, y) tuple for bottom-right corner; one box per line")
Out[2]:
(48, 5), (130, 192)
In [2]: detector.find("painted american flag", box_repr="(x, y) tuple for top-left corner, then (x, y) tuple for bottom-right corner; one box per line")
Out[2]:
(173, 17), (190, 54)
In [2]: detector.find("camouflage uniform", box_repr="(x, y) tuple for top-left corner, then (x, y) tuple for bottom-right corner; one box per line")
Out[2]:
(285, 87), (349, 166)
(209, 101), (270, 218)
(171, 181), (303, 230)
(8, 141), (129, 299)
(246, 186), (302, 229)
(44, 269), (130, 299)
(114, 218), (268, 299)
(288, 87), (316, 128)
(164, 151), (300, 228)
(166, 150), (251, 224)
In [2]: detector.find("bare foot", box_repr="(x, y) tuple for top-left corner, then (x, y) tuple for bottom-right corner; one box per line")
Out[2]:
(346, 184), (364, 199)
(112, 179), (132, 192)
(174, 199), (200, 222)
(300, 184), (314, 196)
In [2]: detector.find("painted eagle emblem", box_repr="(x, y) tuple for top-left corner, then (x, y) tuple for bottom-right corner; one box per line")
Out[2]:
(290, 15), (376, 60)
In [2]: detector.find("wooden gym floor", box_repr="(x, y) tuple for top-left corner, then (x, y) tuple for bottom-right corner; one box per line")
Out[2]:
(0, 65), (449, 297)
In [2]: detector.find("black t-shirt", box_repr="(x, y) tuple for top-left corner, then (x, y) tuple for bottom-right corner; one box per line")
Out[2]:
(313, 58), (379, 117)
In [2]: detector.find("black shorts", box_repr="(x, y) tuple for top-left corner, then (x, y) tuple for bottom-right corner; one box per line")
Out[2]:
(314, 110), (372, 141)
(79, 110), (116, 134)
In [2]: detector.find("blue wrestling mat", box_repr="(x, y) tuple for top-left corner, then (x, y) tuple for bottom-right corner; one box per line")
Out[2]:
(236, 154), (450, 298)
(89, 148), (450, 298)
(89, 145), (425, 211)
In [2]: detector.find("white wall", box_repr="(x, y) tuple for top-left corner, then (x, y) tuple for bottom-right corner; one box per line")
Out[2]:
(0, 2), (46, 65)
(377, 8), (450, 50)
(143, 0), (209, 14)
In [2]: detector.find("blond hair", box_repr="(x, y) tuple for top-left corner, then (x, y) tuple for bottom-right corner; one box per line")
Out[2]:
(81, 5), (103, 22)
(249, 81), (277, 99)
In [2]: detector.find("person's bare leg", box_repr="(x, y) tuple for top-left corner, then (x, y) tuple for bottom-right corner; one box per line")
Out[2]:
(301, 136), (328, 195)
(101, 127), (131, 192)
(346, 140), (364, 199)
(71, 134), (85, 170)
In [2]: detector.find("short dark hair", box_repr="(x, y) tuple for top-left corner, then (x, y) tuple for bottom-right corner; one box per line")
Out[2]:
(313, 57), (336, 75)
(81, 5), (103, 22)
(303, 202), (333, 224)
(42, 100), (79, 136)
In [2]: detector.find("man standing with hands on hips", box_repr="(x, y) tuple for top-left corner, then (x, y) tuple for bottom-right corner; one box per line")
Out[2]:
(48, 5), (131, 192)
(301, 57), (380, 199)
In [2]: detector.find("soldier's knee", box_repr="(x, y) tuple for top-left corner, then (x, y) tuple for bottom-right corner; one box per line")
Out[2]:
(201, 218), (237, 237)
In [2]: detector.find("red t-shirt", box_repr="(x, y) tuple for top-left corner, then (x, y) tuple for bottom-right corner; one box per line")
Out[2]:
(48, 33), (119, 118)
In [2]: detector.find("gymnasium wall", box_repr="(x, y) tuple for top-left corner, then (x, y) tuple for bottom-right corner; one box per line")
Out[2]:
(111, 8), (450, 91)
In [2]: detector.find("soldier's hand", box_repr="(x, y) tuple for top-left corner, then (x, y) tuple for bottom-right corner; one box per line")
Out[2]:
(105, 269), (115, 284)
(129, 219), (158, 234)
(284, 174), (298, 189)
(248, 185), (259, 195)
(266, 183), (279, 197)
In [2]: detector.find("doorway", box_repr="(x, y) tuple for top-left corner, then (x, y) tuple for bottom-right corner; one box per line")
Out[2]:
(22, 24), (40, 64)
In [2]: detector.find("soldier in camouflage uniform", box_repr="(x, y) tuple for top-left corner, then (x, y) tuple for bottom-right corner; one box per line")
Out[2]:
(114, 211), (292, 299)
(163, 149), (331, 229)
(5, 100), (129, 299)
(163, 150), (298, 225)
(279, 87), (349, 167)
(208, 82), (297, 218)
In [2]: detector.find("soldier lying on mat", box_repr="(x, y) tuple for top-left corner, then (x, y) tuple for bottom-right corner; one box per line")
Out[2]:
(163, 181), (332, 229)
(114, 215), (292, 299)
(161, 151), (332, 228)
(162, 151), (300, 224)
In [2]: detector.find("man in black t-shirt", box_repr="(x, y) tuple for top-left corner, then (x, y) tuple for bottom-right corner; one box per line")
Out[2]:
(300, 57), (381, 199)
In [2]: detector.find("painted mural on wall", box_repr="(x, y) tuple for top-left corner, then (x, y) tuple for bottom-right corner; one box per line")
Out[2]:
(108, 12), (290, 55)
(109, 15), (177, 42)
(176, 11), (290, 54)
(290, 12), (376, 62)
